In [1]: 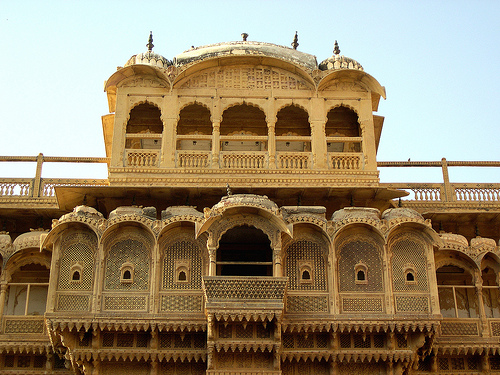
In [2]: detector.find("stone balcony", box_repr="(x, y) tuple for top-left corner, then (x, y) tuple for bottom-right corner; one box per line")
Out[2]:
(202, 277), (288, 320)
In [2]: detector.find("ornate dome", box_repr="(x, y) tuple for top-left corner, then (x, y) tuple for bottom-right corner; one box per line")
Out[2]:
(124, 32), (171, 69)
(319, 40), (363, 71)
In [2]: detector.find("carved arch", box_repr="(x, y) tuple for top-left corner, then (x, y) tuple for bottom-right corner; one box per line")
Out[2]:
(3, 250), (52, 283)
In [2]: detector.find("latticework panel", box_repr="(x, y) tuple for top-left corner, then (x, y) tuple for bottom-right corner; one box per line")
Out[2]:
(441, 321), (479, 336)
(3, 355), (47, 370)
(395, 295), (429, 312)
(103, 295), (147, 311)
(180, 66), (311, 90)
(337, 363), (384, 375)
(437, 356), (481, 372)
(391, 235), (429, 292)
(215, 350), (272, 369)
(161, 294), (203, 312)
(101, 361), (150, 375)
(282, 333), (329, 350)
(160, 359), (206, 375)
(338, 237), (383, 292)
(159, 333), (206, 349)
(492, 322), (500, 336)
(4, 318), (44, 333)
(217, 323), (271, 340)
(58, 232), (96, 290)
(163, 240), (203, 290)
(56, 294), (90, 311)
(281, 359), (329, 375)
(285, 240), (327, 291)
(342, 297), (383, 312)
(105, 237), (150, 291)
(286, 295), (328, 313)
(338, 334), (385, 349)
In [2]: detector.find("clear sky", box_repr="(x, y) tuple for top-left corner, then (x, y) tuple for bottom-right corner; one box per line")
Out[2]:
(1, 1), (499, 183)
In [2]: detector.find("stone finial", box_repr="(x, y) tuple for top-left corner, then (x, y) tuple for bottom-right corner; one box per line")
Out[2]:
(226, 183), (233, 196)
(333, 40), (340, 55)
(147, 31), (154, 52)
(241, 33), (249, 42)
(291, 31), (299, 50)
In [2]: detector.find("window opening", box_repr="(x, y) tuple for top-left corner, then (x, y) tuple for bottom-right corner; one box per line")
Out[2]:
(354, 262), (368, 285)
(220, 104), (267, 151)
(437, 265), (478, 318)
(216, 225), (273, 276)
(72, 270), (81, 281)
(275, 105), (310, 152)
(120, 263), (134, 284)
(357, 270), (365, 281)
(178, 271), (187, 281)
(302, 270), (311, 279)
(482, 261), (500, 318)
(325, 106), (361, 153)
(5, 263), (49, 316)
(406, 272), (415, 282)
(125, 103), (163, 150)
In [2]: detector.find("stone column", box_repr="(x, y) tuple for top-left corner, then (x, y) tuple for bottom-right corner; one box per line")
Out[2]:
(268, 120), (276, 169)
(273, 247), (282, 277)
(0, 283), (7, 333)
(475, 271), (489, 336)
(310, 120), (327, 169)
(208, 246), (217, 276)
(160, 95), (178, 168)
(212, 121), (221, 168)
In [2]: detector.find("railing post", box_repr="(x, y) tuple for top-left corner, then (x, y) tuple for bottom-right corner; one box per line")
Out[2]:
(32, 153), (44, 197)
(441, 157), (454, 202)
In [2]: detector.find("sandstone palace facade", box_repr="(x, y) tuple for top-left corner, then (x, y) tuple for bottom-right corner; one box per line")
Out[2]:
(0, 33), (499, 375)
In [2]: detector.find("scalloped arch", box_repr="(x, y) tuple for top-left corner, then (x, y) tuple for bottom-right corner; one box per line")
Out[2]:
(333, 222), (386, 246)
(100, 220), (157, 249)
(434, 250), (478, 275)
(43, 221), (101, 251)
(221, 100), (267, 119)
(282, 229), (330, 257)
(326, 103), (360, 118)
(386, 222), (441, 246)
(126, 100), (165, 125)
(275, 102), (309, 116)
(3, 251), (51, 282)
(317, 69), (386, 99)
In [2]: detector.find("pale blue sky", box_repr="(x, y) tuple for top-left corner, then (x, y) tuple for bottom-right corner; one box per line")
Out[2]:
(0, 1), (499, 182)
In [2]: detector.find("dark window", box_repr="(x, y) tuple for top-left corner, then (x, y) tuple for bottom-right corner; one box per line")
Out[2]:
(357, 270), (366, 281)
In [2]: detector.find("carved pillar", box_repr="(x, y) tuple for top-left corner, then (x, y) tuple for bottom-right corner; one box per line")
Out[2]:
(212, 120), (221, 168)
(329, 360), (338, 375)
(208, 246), (217, 276)
(430, 355), (437, 373)
(160, 95), (178, 168)
(310, 120), (327, 169)
(92, 359), (101, 375)
(482, 354), (491, 375)
(207, 342), (215, 370)
(268, 120), (276, 169)
(150, 360), (158, 375)
(273, 247), (282, 277)
(383, 245), (395, 314)
(0, 283), (8, 325)
(475, 270), (489, 336)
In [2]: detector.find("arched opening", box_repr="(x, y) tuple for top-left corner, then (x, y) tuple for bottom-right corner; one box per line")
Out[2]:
(178, 270), (187, 281)
(437, 264), (478, 318)
(123, 270), (131, 280)
(177, 104), (212, 151)
(220, 104), (267, 151)
(125, 103), (163, 167)
(481, 256), (500, 318)
(406, 272), (415, 282)
(125, 103), (163, 149)
(216, 225), (273, 276)
(302, 270), (311, 280)
(276, 105), (310, 151)
(5, 263), (49, 316)
(72, 270), (81, 281)
(357, 270), (366, 281)
(325, 106), (361, 153)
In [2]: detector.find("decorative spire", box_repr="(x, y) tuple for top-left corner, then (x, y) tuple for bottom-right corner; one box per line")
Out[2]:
(333, 40), (340, 55)
(226, 183), (233, 196)
(291, 31), (299, 50)
(146, 31), (154, 52)
(241, 33), (248, 42)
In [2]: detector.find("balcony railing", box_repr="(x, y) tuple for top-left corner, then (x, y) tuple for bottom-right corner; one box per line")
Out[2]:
(329, 152), (363, 170)
(125, 149), (160, 167)
(220, 151), (268, 169)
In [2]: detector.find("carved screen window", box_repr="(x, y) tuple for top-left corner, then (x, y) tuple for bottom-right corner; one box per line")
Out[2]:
(390, 235), (428, 292)
(104, 235), (150, 291)
(338, 236), (383, 292)
(58, 232), (96, 291)
(163, 239), (202, 290)
(285, 240), (327, 291)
